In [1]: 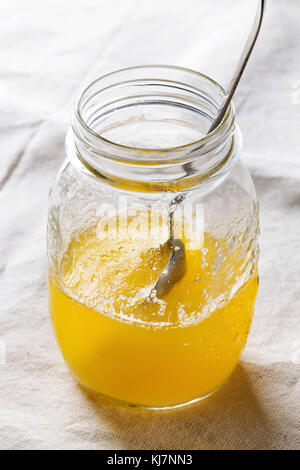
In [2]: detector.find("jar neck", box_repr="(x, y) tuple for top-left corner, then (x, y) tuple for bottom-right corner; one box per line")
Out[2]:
(69, 66), (241, 193)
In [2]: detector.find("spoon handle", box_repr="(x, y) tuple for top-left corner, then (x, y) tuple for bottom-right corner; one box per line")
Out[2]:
(208, 0), (266, 134)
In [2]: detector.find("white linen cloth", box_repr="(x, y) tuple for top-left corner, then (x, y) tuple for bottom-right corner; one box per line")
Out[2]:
(0, 0), (299, 450)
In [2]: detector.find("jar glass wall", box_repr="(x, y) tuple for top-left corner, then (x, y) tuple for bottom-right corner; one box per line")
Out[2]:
(47, 66), (259, 408)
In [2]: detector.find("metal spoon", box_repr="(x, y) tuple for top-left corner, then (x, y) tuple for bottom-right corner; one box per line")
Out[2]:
(154, 195), (186, 298)
(154, 0), (265, 299)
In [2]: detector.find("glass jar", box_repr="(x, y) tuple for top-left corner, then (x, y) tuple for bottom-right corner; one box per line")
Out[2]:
(47, 66), (259, 409)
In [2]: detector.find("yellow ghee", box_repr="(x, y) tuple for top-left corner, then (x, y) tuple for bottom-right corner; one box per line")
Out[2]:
(49, 213), (258, 407)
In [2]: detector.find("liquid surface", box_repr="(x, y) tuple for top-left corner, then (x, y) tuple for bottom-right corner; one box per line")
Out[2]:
(49, 213), (258, 407)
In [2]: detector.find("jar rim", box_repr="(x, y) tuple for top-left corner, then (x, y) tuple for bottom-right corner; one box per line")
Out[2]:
(73, 65), (235, 159)
(69, 65), (240, 192)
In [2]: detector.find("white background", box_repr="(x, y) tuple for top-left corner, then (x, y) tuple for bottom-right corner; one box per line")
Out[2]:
(0, 0), (299, 449)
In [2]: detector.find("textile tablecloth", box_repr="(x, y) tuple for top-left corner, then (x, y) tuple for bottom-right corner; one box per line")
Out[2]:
(0, 0), (299, 450)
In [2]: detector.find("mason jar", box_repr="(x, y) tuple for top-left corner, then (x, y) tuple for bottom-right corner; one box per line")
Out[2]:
(47, 66), (259, 409)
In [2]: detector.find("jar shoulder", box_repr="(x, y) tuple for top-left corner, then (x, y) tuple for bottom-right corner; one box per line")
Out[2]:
(49, 156), (258, 223)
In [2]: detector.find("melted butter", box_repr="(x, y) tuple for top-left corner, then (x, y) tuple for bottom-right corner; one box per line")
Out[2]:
(49, 212), (258, 406)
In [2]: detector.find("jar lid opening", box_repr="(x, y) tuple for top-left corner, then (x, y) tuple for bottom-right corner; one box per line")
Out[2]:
(74, 66), (235, 160)
(70, 66), (239, 191)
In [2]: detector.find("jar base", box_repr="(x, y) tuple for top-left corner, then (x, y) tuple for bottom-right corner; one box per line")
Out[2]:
(78, 381), (218, 411)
